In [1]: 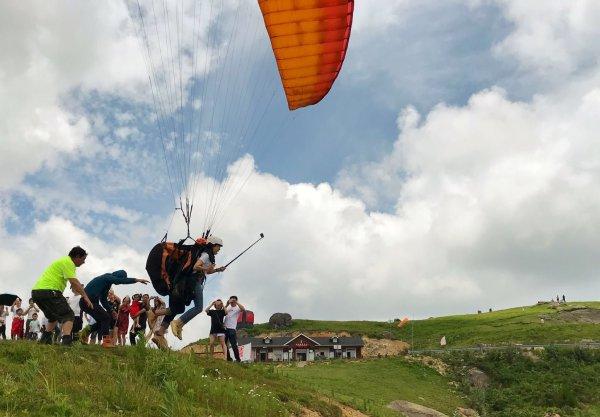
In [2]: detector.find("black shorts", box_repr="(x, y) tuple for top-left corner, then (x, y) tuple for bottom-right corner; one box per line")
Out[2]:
(31, 290), (75, 324)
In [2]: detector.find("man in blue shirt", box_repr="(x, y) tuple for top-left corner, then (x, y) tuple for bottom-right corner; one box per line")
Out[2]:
(81, 270), (148, 348)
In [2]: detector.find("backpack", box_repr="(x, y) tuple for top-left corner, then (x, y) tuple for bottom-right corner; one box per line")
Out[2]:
(237, 310), (255, 328)
(146, 241), (207, 296)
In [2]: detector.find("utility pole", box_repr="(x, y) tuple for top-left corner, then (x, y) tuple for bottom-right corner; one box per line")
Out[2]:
(411, 320), (414, 351)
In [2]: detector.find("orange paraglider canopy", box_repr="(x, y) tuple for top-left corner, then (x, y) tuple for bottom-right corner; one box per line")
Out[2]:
(398, 317), (410, 328)
(258, 0), (354, 110)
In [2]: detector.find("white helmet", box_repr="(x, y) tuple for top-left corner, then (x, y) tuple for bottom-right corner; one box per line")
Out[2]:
(207, 235), (223, 246)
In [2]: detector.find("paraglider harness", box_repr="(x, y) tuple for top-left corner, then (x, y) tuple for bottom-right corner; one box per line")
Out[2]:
(146, 233), (215, 306)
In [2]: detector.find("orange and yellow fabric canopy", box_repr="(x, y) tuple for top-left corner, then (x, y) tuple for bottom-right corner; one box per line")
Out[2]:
(258, 0), (354, 110)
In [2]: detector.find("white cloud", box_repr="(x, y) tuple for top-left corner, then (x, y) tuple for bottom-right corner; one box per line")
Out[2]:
(492, 0), (600, 76)
(352, 1), (410, 32)
(0, 1), (146, 189)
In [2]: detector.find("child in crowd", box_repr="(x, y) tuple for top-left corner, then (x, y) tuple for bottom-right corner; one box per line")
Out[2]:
(146, 296), (167, 343)
(129, 293), (142, 333)
(28, 313), (41, 340)
(116, 296), (131, 346)
(24, 299), (40, 337)
(11, 308), (25, 340)
(107, 289), (121, 344)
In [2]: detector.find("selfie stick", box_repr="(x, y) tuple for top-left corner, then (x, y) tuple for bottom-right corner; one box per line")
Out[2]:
(223, 233), (265, 268)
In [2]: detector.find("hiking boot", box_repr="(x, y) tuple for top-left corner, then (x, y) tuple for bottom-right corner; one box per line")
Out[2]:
(170, 319), (183, 340)
(152, 334), (169, 351)
(61, 335), (73, 346)
(101, 335), (115, 348)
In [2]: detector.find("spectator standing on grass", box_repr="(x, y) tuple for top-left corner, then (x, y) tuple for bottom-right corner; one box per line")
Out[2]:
(562, 294), (566, 303)
(116, 296), (131, 346)
(224, 296), (245, 362)
(129, 294), (142, 341)
(24, 299), (39, 338)
(130, 294), (150, 345)
(31, 246), (93, 345)
(0, 306), (8, 339)
(11, 308), (25, 340)
(146, 297), (168, 344)
(205, 299), (227, 358)
(28, 313), (41, 340)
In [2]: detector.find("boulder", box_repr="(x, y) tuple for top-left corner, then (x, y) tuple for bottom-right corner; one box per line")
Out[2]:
(269, 313), (292, 328)
(387, 400), (448, 417)
(467, 368), (490, 389)
(456, 408), (480, 417)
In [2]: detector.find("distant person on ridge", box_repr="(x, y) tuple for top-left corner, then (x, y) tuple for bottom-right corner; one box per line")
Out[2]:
(31, 246), (92, 346)
(153, 236), (226, 349)
(224, 296), (245, 362)
(81, 270), (148, 348)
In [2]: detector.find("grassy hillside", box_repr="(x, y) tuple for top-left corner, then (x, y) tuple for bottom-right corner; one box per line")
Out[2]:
(0, 342), (341, 417)
(446, 347), (600, 417)
(246, 302), (600, 349)
(280, 357), (466, 417)
(283, 348), (600, 417)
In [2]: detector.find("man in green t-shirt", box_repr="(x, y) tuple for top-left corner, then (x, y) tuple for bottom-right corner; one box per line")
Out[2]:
(32, 246), (93, 345)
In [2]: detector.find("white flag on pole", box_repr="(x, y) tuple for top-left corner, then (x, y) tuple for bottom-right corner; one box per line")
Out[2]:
(229, 343), (252, 362)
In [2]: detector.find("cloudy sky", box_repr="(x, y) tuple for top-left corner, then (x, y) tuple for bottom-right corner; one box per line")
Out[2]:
(1, 0), (600, 348)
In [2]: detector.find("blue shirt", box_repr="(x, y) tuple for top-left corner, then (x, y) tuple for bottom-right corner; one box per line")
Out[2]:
(84, 271), (136, 310)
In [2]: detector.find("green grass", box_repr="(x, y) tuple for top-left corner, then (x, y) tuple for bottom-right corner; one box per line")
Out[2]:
(0, 341), (341, 417)
(444, 348), (600, 417)
(279, 357), (466, 417)
(245, 302), (600, 350)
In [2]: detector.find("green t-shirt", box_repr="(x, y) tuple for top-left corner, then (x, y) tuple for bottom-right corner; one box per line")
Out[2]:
(32, 256), (77, 292)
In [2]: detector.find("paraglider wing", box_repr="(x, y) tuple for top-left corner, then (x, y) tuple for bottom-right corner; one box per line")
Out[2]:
(258, 0), (354, 110)
(0, 293), (19, 306)
(397, 317), (410, 328)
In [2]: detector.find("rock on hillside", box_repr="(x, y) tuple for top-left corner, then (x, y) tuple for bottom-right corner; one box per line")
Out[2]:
(269, 313), (293, 328)
(467, 368), (491, 389)
(387, 400), (449, 417)
(557, 308), (600, 324)
(362, 337), (409, 357)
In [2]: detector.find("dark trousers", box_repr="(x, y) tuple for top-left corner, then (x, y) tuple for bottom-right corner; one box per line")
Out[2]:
(80, 300), (111, 338)
(129, 329), (145, 345)
(225, 328), (240, 362)
(0, 324), (5, 340)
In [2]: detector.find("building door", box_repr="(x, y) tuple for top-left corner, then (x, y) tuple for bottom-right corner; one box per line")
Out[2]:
(296, 349), (307, 361)
(260, 352), (268, 362)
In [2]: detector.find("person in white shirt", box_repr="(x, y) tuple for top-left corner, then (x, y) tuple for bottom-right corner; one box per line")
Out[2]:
(224, 296), (245, 362)
(24, 298), (40, 338)
(155, 236), (226, 348)
(28, 313), (41, 340)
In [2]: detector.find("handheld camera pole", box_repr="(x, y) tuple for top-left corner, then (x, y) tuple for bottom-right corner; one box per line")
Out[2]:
(224, 233), (265, 268)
